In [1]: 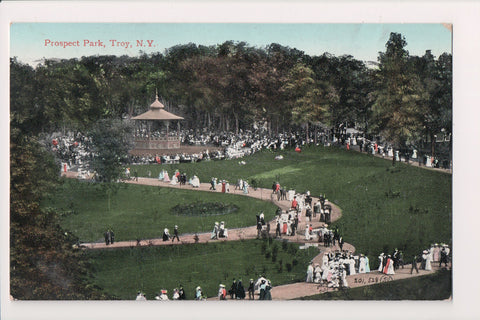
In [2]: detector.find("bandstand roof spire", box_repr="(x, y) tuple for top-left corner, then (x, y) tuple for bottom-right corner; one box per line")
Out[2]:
(132, 93), (184, 121)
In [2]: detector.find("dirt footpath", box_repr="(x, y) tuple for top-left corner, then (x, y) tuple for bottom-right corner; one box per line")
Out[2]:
(78, 176), (447, 300)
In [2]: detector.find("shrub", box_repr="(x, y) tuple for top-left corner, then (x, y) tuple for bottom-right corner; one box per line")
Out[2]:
(286, 263), (292, 272)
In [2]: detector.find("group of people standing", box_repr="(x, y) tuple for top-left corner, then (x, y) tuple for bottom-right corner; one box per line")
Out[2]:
(306, 250), (371, 289)
(377, 243), (451, 275)
(162, 225), (180, 242)
(218, 278), (247, 300)
(135, 286), (187, 301)
(211, 221), (228, 239)
(104, 229), (115, 245)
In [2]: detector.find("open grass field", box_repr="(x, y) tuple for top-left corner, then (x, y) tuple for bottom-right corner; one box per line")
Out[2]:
(85, 239), (319, 300)
(48, 179), (278, 242)
(133, 146), (452, 265)
(47, 146), (451, 299)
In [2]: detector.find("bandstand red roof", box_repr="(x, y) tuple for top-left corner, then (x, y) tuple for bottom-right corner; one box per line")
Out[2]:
(132, 96), (184, 121)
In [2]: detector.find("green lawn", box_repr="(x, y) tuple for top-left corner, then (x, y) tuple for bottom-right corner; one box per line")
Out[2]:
(48, 179), (278, 242)
(132, 146), (452, 267)
(47, 146), (451, 300)
(85, 239), (319, 300)
(298, 269), (452, 300)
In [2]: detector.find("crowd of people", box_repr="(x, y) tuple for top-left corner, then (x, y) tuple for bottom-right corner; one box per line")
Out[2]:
(135, 286), (187, 301)
(305, 250), (371, 289)
(377, 243), (451, 276)
(134, 276), (272, 301)
(45, 127), (337, 174)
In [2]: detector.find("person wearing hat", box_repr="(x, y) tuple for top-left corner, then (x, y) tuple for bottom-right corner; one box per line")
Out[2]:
(291, 196), (298, 210)
(306, 262), (314, 283)
(218, 284), (227, 300)
(378, 253), (385, 272)
(229, 279), (237, 299)
(383, 255), (395, 275)
(439, 246), (449, 268)
(275, 217), (281, 238)
(136, 291), (147, 301)
(172, 225), (180, 242)
(211, 222), (219, 239)
(359, 254), (366, 273)
(339, 236), (344, 251)
(219, 221), (227, 238)
(305, 225), (311, 241)
(195, 286), (205, 300)
(425, 249), (433, 271)
(178, 285), (186, 300)
(248, 279), (255, 300)
(421, 250), (428, 270)
(104, 229), (111, 245)
(109, 228), (115, 244)
(259, 280), (267, 300)
(365, 253), (371, 272)
(172, 288), (180, 300)
(155, 289), (169, 301)
(162, 228), (170, 241)
(392, 248), (400, 270)
(236, 279), (246, 299)
(314, 264), (322, 283)
(210, 177), (216, 190)
(410, 254), (420, 274)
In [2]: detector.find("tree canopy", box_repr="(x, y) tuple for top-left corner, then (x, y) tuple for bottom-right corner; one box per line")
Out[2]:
(9, 34), (452, 299)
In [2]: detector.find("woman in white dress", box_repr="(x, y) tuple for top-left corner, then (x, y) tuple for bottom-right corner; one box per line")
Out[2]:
(378, 253), (384, 272)
(433, 244), (440, 263)
(191, 175), (200, 188)
(306, 263), (314, 283)
(341, 267), (349, 288)
(425, 250), (433, 271)
(365, 255), (370, 273)
(163, 171), (170, 182)
(321, 255), (329, 276)
(305, 225), (310, 240)
(170, 174), (178, 185)
(358, 255), (366, 273)
(385, 256), (395, 275)
(349, 256), (356, 275)
(314, 264), (322, 283)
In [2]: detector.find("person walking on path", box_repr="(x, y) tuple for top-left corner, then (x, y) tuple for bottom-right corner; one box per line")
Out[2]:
(248, 279), (255, 300)
(410, 254), (419, 274)
(229, 279), (237, 299)
(104, 229), (111, 245)
(172, 225), (180, 242)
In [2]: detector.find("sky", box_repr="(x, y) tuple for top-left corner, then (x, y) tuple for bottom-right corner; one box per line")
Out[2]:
(10, 23), (452, 66)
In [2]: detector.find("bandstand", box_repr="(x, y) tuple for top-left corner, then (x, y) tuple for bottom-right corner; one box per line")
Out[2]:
(132, 95), (184, 151)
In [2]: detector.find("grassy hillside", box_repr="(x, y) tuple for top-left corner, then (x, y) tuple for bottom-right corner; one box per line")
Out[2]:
(86, 239), (318, 300)
(48, 179), (278, 242)
(132, 147), (452, 265)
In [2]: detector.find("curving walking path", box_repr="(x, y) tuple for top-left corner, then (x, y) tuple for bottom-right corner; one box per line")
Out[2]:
(78, 175), (447, 300)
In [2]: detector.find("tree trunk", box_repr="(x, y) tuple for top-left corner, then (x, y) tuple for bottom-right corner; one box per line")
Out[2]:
(306, 122), (309, 145)
(233, 111), (239, 135)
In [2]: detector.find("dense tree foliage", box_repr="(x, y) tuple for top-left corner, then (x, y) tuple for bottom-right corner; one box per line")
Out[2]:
(10, 129), (109, 299)
(10, 36), (451, 144)
(9, 33), (452, 299)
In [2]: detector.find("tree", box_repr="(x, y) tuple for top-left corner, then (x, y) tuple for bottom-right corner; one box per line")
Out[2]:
(87, 119), (133, 210)
(371, 32), (424, 149)
(283, 63), (329, 143)
(10, 128), (109, 299)
(412, 51), (452, 158)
